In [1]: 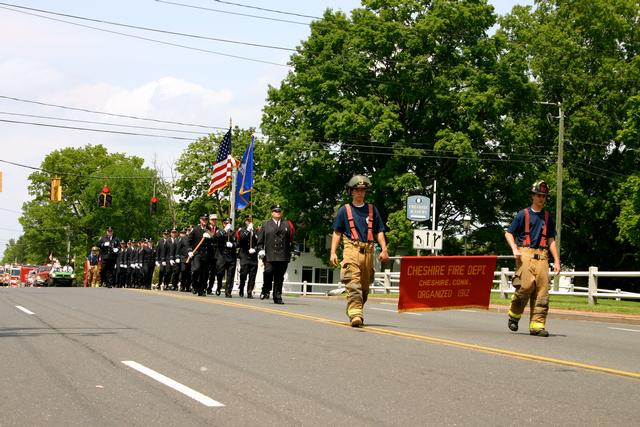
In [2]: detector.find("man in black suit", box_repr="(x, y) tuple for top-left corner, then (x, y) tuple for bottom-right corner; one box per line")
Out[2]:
(189, 214), (212, 296)
(97, 226), (120, 288)
(176, 228), (191, 292)
(257, 205), (296, 304)
(216, 217), (237, 298)
(237, 215), (258, 298)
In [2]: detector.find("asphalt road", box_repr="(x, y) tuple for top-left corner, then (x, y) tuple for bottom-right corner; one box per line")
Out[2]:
(1, 287), (638, 426)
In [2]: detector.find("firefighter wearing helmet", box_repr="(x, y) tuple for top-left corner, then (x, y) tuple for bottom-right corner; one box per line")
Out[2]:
(87, 246), (101, 288)
(330, 175), (389, 327)
(504, 180), (561, 337)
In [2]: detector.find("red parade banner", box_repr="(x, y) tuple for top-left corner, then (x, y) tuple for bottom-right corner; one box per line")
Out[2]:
(398, 256), (497, 312)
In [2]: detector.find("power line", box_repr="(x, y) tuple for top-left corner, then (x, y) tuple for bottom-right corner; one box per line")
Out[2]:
(0, 2), (295, 51)
(0, 111), (211, 136)
(0, 207), (22, 214)
(0, 95), (244, 131)
(155, 0), (309, 26)
(212, 0), (321, 20)
(0, 5), (289, 67)
(0, 118), (194, 141)
(0, 159), (159, 180)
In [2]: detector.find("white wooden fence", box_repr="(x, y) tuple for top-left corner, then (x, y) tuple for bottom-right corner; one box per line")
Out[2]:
(284, 267), (640, 305)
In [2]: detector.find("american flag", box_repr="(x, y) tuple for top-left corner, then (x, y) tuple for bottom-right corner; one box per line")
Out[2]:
(208, 128), (235, 195)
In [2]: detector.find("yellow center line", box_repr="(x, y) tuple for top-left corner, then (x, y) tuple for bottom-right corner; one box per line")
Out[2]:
(131, 289), (640, 380)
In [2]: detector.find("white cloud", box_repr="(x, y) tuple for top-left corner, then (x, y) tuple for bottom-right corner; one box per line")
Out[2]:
(0, 58), (64, 95)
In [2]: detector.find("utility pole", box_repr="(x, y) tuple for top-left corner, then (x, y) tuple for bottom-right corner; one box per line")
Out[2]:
(554, 103), (564, 291)
(536, 101), (564, 290)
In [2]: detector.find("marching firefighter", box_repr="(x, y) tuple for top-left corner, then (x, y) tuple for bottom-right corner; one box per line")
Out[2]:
(97, 226), (120, 288)
(177, 228), (191, 292)
(216, 217), (237, 298)
(188, 214), (212, 296)
(330, 175), (389, 327)
(257, 204), (297, 304)
(237, 215), (258, 298)
(505, 180), (560, 337)
(86, 246), (101, 288)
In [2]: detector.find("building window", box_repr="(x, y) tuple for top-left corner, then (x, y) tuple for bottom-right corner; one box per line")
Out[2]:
(314, 268), (334, 284)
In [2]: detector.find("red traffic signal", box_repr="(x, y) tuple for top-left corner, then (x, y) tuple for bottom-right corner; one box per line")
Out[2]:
(150, 196), (158, 214)
(99, 185), (112, 208)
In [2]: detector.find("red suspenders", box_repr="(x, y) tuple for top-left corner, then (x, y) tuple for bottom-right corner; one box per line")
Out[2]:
(522, 208), (549, 248)
(345, 204), (374, 242)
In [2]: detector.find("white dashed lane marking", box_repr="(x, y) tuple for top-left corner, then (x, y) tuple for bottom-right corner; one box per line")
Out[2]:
(16, 305), (35, 315)
(122, 361), (224, 407)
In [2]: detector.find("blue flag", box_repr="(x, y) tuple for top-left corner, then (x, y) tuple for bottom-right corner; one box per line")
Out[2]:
(235, 136), (254, 210)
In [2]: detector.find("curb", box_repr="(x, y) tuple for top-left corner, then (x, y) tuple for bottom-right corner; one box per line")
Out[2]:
(312, 296), (640, 325)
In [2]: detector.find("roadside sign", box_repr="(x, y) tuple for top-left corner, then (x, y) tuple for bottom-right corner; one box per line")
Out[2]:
(406, 195), (430, 222)
(413, 229), (443, 250)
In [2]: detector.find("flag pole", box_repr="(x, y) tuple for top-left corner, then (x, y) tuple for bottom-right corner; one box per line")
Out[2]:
(228, 118), (236, 228)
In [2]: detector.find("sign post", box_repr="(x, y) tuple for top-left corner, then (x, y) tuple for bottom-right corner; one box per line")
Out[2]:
(406, 195), (430, 222)
(398, 256), (497, 312)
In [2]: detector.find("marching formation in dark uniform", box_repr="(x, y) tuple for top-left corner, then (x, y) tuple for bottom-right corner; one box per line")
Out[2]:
(88, 210), (294, 302)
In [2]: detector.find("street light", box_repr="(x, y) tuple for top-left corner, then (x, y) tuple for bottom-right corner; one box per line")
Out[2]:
(462, 215), (472, 256)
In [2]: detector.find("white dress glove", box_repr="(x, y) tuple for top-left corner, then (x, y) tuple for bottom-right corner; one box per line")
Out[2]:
(175, 258), (180, 263)
(170, 260), (175, 265)
(248, 248), (256, 254)
(258, 250), (265, 259)
(104, 241), (110, 247)
(203, 232), (211, 238)
(188, 251), (194, 258)
(155, 261), (160, 266)
(247, 223), (253, 231)
(113, 247), (119, 253)
(226, 241), (233, 248)
(225, 224), (232, 232)
(162, 261), (166, 266)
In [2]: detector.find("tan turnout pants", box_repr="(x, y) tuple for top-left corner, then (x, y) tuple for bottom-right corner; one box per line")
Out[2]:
(509, 247), (550, 331)
(341, 238), (375, 321)
(88, 265), (100, 288)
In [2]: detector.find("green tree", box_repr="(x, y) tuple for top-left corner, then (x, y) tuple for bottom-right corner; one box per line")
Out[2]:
(1, 237), (28, 264)
(262, 0), (539, 259)
(18, 145), (170, 267)
(499, 0), (640, 271)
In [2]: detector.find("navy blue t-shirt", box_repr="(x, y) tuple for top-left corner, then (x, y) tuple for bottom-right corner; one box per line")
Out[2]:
(507, 207), (556, 248)
(333, 203), (385, 242)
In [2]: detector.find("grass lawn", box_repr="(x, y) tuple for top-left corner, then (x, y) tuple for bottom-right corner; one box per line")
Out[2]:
(364, 292), (640, 315)
(490, 293), (640, 315)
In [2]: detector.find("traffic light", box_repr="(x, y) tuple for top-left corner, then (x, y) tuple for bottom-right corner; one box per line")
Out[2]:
(50, 176), (62, 201)
(150, 196), (158, 214)
(98, 184), (112, 208)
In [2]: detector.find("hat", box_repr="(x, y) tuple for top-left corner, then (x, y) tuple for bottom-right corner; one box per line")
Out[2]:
(209, 213), (218, 220)
(180, 228), (188, 233)
(171, 228), (178, 233)
(245, 215), (253, 221)
(199, 214), (208, 220)
(223, 217), (232, 223)
(91, 246), (99, 251)
(162, 230), (169, 235)
(106, 226), (113, 231)
(530, 180), (550, 196)
(271, 204), (282, 212)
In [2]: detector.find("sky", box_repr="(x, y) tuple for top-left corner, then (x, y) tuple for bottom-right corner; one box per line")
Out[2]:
(0, 0), (533, 259)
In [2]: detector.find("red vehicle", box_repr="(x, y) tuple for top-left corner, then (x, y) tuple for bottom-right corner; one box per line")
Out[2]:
(9, 265), (21, 286)
(35, 265), (52, 287)
(19, 265), (37, 286)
